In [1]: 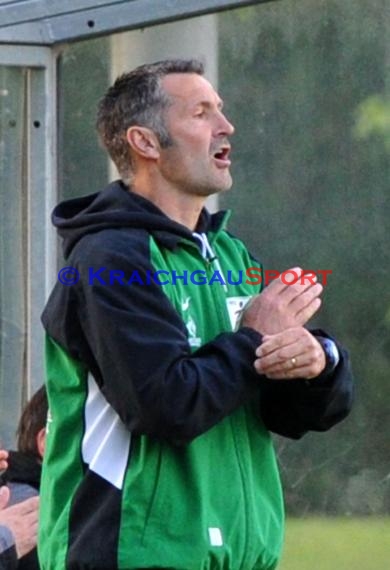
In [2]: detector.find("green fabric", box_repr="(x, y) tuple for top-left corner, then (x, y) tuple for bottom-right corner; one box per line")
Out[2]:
(116, 231), (284, 568)
(38, 336), (87, 568)
(40, 224), (284, 569)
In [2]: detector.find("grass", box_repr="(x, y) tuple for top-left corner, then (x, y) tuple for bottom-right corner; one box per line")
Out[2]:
(277, 517), (390, 570)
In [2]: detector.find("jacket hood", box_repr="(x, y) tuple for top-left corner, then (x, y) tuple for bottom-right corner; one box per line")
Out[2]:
(53, 180), (228, 258)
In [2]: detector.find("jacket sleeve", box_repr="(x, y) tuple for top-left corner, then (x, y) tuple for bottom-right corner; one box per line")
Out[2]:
(258, 331), (354, 439)
(44, 231), (262, 445)
(0, 525), (17, 570)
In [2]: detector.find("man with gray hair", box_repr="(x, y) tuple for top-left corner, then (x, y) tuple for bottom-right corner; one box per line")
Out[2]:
(39, 59), (353, 570)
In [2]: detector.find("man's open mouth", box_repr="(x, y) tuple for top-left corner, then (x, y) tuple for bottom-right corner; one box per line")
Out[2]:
(213, 146), (231, 164)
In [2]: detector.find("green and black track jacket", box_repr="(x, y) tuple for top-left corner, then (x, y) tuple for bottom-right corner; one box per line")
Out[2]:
(39, 181), (353, 570)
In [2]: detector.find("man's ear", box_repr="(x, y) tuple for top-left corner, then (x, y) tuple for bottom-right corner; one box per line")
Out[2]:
(126, 126), (160, 160)
(36, 428), (46, 459)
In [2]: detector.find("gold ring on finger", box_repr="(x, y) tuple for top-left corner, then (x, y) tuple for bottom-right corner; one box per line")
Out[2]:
(291, 357), (297, 367)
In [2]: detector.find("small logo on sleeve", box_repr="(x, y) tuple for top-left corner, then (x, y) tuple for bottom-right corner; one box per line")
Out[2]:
(208, 527), (223, 547)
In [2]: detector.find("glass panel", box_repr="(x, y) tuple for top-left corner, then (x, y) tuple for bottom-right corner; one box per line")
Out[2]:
(57, 1), (389, 566)
(58, 16), (218, 202)
(58, 37), (110, 201)
(0, 66), (27, 447)
(218, 1), (389, 567)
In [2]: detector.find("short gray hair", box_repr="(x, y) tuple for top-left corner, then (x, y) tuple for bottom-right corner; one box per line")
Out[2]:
(96, 59), (205, 183)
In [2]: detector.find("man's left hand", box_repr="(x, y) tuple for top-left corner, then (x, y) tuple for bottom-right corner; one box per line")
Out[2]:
(254, 327), (326, 380)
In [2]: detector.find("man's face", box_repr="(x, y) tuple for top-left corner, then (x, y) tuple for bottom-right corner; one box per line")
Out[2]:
(157, 73), (235, 197)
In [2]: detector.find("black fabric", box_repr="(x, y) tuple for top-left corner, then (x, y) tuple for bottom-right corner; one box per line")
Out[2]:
(16, 551), (39, 570)
(42, 183), (264, 445)
(66, 472), (122, 570)
(43, 179), (354, 444)
(0, 543), (17, 570)
(1, 452), (41, 491)
(259, 331), (354, 439)
(53, 179), (225, 258)
(43, 227), (262, 444)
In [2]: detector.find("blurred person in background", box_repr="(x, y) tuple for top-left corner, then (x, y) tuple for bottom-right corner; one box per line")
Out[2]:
(0, 386), (47, 569)
(0, 482), (39, 569)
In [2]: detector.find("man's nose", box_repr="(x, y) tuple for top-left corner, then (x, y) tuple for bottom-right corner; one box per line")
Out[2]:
(217, 112), (235, 136)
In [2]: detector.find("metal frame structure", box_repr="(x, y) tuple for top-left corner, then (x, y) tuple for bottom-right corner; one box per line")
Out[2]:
(0, 0), (274, 45)
(0, 45), (57, 394)
(0, 0), (274, 397)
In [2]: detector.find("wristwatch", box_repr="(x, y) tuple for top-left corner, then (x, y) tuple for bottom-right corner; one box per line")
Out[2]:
(316, 336), (340, 376)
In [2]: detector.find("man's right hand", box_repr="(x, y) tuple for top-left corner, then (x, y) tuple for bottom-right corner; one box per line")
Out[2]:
(241, 267), (323, 335)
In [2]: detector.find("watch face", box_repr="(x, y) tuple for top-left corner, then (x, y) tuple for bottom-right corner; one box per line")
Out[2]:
(323, 339), (340, 367)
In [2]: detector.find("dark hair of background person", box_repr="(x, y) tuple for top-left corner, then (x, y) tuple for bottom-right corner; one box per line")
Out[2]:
(16, 386), (48, 459)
